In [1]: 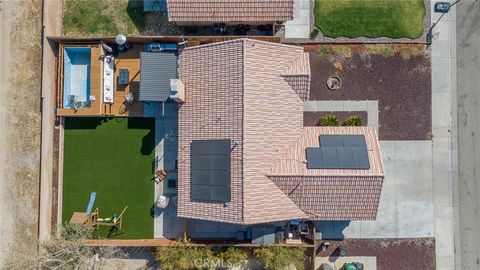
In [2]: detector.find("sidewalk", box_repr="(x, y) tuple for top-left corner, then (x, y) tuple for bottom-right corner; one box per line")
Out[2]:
(429, 1), (458, 269)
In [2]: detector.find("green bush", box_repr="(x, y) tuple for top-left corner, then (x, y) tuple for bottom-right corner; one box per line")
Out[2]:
(318, 114), (341, 126)
(254, 246), (306, 270)
(343, 115), (365, 126)
(317, 46), (330, 57)
(310, 28), (320, 39)
(214, 247), (247, 265)
(155, 240), (215, 270)
(155, 240), (247, 270)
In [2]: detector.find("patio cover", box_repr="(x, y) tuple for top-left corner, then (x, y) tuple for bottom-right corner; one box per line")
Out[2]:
(139, 52), (178, 102)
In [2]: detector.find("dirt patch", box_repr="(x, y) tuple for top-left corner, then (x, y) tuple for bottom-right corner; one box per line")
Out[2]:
(317, 238), (435, 270)
(307, 44), (431, 140)
(0, 0), (43, 264)
(304, 112), (368, 126)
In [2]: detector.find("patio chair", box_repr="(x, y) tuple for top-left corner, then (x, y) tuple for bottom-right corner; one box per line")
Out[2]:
(155, 169), (167, 181)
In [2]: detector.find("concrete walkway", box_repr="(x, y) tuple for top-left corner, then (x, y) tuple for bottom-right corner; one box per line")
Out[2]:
(284, 0), (311, 39)
(430, 1), (458, 269)
(145, 102), (179, 239)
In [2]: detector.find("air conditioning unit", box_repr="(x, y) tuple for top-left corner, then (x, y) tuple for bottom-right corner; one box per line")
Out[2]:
(169, 79), (185, 103)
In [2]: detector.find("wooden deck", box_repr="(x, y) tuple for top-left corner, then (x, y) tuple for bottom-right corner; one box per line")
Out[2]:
(56, 43), (144, 117)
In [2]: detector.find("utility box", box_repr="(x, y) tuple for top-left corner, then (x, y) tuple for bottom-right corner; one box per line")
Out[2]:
(169, 79), (185, 103)
(251, 227), (276, 246)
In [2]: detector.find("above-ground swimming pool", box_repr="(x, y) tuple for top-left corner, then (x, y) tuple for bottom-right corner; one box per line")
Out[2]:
(63, 47), (91, 108)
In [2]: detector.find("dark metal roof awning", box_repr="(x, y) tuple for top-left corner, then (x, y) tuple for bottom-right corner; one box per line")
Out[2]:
(139, 51), (178, 102)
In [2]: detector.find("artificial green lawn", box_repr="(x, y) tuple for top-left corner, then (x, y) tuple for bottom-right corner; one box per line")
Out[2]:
(62, 117), (155, 239)
(314, 0), (426, 38)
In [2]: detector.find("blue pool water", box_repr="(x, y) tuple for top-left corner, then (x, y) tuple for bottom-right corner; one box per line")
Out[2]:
(63, 47), (91, 108)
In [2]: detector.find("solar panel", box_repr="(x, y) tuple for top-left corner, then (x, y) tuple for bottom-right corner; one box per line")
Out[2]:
(352, 147), (370, 168)
(321, 147), (339, 168)
(191, 139), (231, 202)
(337, 147), (355, 168)
(342, 135), (366, 147)
(319, 135), (344, 147)
(307, 135), (370, 169)
(306, 148), (322, 169)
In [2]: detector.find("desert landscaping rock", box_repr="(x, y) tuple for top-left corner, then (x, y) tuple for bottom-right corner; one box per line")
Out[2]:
(307, 46), (431, 140)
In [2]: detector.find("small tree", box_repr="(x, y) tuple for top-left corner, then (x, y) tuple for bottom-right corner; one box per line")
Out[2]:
(4, 224), (125, 270)
(318, 114), (341, 126)
(343, 115), (364, 126)
(155, 240), (248, 270)
(253, 246), (306, 270)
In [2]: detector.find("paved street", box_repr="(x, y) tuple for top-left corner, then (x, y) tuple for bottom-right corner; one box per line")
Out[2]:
(456, 0), (480, 269)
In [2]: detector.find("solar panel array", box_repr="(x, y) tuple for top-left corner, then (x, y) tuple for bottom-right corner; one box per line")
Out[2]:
(190, 139), (231, 202)
(306, 135), (370, 169)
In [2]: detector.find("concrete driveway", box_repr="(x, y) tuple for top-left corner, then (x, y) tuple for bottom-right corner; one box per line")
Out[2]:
(316, 141), (434, 239)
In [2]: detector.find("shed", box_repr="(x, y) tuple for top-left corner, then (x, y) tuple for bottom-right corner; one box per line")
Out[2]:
(139, 52), (178, 102)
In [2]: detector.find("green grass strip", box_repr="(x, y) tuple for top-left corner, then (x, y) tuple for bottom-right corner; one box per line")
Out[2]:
(314, 0), (426, 38)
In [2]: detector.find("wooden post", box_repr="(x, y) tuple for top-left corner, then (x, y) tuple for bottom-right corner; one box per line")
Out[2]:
(312, 224), (317, 270)
(183, 219), (189, 242)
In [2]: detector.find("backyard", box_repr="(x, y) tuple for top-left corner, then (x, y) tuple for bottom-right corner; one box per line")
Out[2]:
(62, 117), (155, 239)
(314, 0), (426, 38)
(63, 0), (180, 36)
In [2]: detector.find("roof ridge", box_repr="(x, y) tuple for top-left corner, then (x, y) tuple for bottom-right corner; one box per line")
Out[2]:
(182, 38), (245, 51)
(282, 52), (310, 76)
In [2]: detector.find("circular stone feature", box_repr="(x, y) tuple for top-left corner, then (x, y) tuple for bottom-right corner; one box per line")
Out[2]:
(327, 76), (342, 90)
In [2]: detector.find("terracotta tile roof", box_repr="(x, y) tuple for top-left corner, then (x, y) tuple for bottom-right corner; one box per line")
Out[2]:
(269, 127), (384, 177)
(268, 175), (383, 220)
(166, 0), (294, 23)
(268, 126), (385, 220)
(281, 53), (310, 101)
(177, 39), (383, 223)
(177, 39), (309, 224)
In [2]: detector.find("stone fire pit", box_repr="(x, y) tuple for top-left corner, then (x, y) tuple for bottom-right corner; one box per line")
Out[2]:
(327, 76), (342, 90)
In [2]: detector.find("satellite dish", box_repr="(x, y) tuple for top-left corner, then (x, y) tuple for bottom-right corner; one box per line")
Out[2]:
(115, 34), (126, 45)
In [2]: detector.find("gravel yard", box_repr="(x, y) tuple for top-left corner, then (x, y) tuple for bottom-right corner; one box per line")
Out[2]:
(317, 238), (436, 270)
(306, 44), (431, 140)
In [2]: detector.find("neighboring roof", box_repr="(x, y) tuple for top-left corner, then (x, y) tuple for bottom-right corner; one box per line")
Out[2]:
(166, 0), (294, 23)
(177, 39), (310, 224)
(268, 127), (384, 220)
(139, 52), (177, 102)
